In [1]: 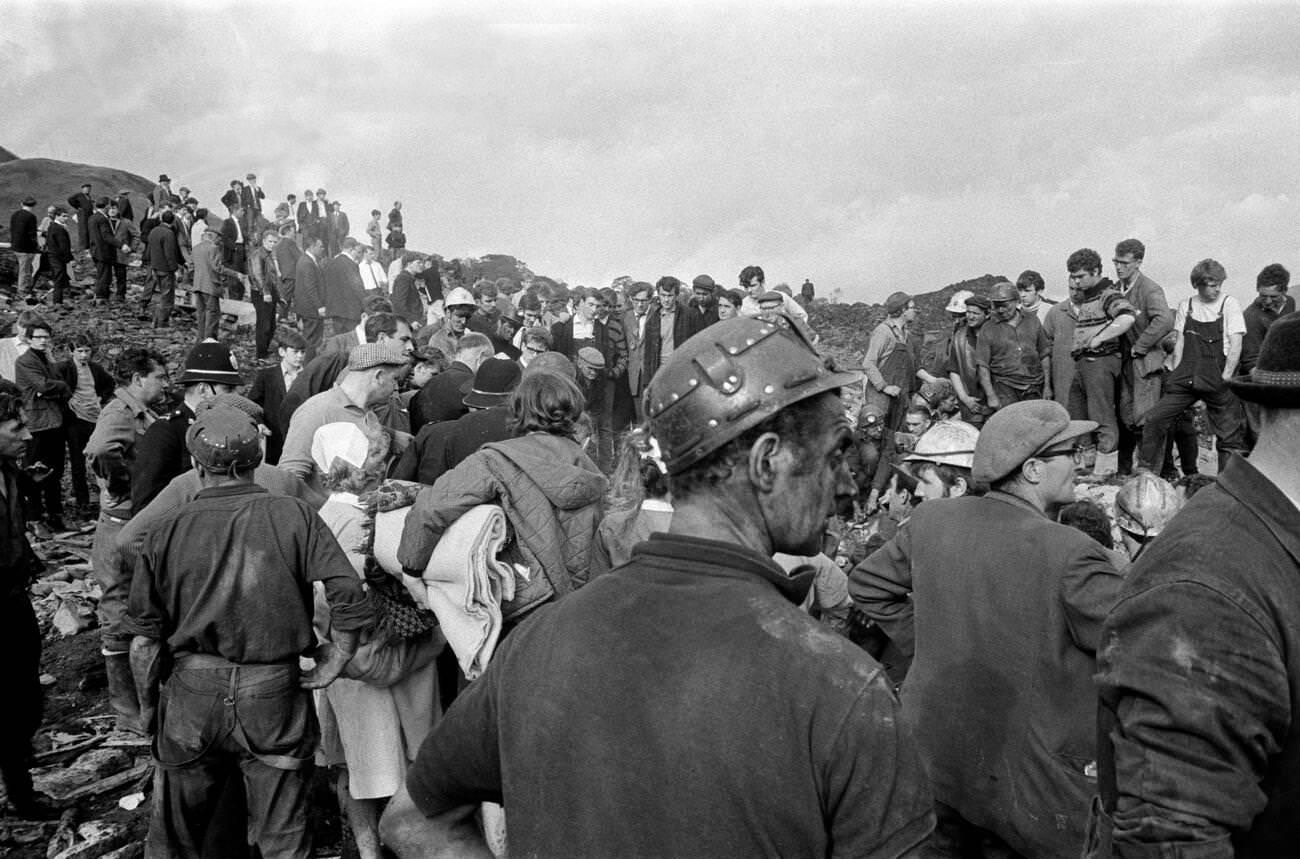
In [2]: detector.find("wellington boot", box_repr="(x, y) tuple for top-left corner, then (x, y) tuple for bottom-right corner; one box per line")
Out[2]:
(104, 653), (145, 735)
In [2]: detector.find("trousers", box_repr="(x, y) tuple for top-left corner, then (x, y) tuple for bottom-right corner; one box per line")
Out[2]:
(0, 593), (42, 809)
(92, 512), (132, 652)
(142, 270), (177, 326)
(22, 427), (66, 520)
(1069, 353), (1123, 453)
(193, 292), (221, 341)
(147, 659), (316, 859)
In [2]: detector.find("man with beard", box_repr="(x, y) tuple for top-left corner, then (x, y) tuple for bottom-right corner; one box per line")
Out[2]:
(977, 280), (1050, 409)
(1059, 247), (1136, 471)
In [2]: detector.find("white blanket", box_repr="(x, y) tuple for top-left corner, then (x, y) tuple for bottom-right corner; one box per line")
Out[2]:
(373, 504), (516, 681)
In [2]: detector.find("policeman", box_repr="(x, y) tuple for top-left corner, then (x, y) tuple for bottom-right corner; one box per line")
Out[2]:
(381, 314), (935, 858)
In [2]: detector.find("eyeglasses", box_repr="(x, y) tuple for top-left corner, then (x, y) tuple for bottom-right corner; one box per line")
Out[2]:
(1112, 258), (1139, 267)
(1034, 445), (1083, 464)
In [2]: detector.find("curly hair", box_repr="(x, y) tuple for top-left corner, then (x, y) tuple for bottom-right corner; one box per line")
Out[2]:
(113, 347), (167, 386)
(1066, 248), (1102, 275)
(0, 379), (22, 423)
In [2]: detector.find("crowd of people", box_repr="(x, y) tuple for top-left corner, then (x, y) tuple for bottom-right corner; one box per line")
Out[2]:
(3, 177), (1300, 859)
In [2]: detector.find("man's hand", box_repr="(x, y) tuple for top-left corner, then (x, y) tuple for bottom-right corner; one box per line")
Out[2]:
(883, 384), (901, 397)
(1131, 345), (1147, 358)
(986, 394), (1001, 410)
(301, 642), (350, 689)
(1221, 368), (1235, 382)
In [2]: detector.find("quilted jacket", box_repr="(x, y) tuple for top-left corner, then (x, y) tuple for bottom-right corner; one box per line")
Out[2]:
(397, 432), (606, 620)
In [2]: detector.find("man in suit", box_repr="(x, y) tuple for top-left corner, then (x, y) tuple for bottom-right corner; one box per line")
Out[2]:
(67, 183), (94, 252)
(293, 236), (328, 354)
(313, 188), (331, 250)
(143, 211), (182, 327)
(641, 276), (694, 389)
(240, 173), (265, 216)
(220, 204), (248, 296)
(620, 281), (654, 423)
(319, 294), (394, 358)
(113, 190), (135, 224)
(327, 201), (349, 258)
(191, 227), (248, 341)
(248, 329), (307, 464)
(8, 197), (40, 298)
(151, 174), (177, 208)
(1113, 238), (1174, 475)
(272, 223), (302, 321)
(322, 238), (365, 336)
(45, 208), (74, 306)
(88, 197), (117, 302)
(296, 190), (319, 247)
(247, 228), (283, 359)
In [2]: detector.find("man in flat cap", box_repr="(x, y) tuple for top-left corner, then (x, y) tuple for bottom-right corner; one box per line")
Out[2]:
(126, 403), (370, 858)
(1091, 312), (1300, 856)
(850, 399), (1123, 857)
(863, 290), (919, 433)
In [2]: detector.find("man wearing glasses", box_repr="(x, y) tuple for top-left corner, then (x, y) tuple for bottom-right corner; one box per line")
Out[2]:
(1113, 238), (1174, 475)
(1240, 263), (1293, 442)
(850, 399), (1123, 858)
(622, 282), (654, 421)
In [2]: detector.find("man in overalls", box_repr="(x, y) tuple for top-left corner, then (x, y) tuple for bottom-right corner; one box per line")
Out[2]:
(1138, 258), (1248, 472)
(863, 291), (918, 432)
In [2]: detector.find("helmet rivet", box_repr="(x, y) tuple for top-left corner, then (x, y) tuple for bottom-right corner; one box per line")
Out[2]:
(671, 393), (679, 401)
(764, 385), (774, 394)
(729, 347), (739, 355)
(688, 378), (698, 387)
(746, 338), (755, 346)
(728, 375), (737, 384)
(707, 419), (718, 427)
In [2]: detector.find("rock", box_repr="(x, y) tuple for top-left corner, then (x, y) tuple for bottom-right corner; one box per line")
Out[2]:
(40, 672), (57, 686)
(52, 598), (97, 636)
(116, 791), (145, 811)
(48, 820), (129, 859)
(49, 570), (73, 583)
(32, 581), (55, 596)
(33, 748), (132, 799)
(100, 844), (144, 859)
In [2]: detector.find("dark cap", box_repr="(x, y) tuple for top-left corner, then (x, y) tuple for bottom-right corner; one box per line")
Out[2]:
(1229, 311), (1300, 408)
(462, 358), (522, 409)
(885, 291), (912, 314)
(691, 274), (716, 291)
(185, 406), (263, 472)
(972, 400), (1096, 486)
(179, 342), (242, 386)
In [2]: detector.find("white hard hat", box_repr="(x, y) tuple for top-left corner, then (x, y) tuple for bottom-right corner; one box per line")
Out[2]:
(1114, 473), (1183, 538)
(904, 419), (980, 470)
(945, 290), (975, 314)
(444, 286), (475, 309)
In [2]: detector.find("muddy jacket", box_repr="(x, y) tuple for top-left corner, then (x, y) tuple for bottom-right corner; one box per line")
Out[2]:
(397, 432), (606, 619)
(14, 349), (70, 433)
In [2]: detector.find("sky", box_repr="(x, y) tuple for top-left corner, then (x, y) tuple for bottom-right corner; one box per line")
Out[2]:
(3, 1), (1298, 304)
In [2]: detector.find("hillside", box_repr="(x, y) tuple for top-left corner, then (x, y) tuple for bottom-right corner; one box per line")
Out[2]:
(810, 273), (1007, 366)
(0, 157), (153, 241)
(0, 145), (18, 163)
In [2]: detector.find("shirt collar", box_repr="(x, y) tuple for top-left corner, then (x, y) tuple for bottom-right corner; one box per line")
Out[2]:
(115, 386), (154, 417)
(1218, 454), (1300, 562)
(634, 533), (815, 605)
(985, 489), (1049, 520)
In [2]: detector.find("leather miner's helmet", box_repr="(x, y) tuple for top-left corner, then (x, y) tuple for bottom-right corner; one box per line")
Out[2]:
(185, 405), (263, 474)
(1114, 473), (1183, 539)
(645, 314), (858, 475)
(989, 281), (1018, 303)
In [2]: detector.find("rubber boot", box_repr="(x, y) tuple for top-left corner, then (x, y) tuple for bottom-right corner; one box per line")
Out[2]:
(103, 652), (144, 735)
(0, 755), (59, 819)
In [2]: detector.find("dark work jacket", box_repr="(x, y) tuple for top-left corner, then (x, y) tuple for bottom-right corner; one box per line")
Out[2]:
(130, 404), (195, 512)
(67, 192), (94, 243)
(1, 463), (42, 599)
(1241, 295), (1297, 375)
(14, 349), (71, 432)
(682, 298), (719, 341)
(9, 209), (39, 253)
(46, 221), (73, 265)
(392, 405), (512, 485)
(1093, 455), (1300, 859)
(551, 316), (628, 379)
(147, 224), (180, 273)
(248, 365), (291, 464)
(88, 210), (116, 262)
(54, 359), (114, 414)
(322, 254), (364, 321)
(293, 252), (324, 316)
(409, 362), (473, 433)
(850, 491), (1122, 857)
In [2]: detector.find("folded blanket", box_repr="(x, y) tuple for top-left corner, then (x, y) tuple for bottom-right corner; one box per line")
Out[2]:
(374, 503), (517, 681)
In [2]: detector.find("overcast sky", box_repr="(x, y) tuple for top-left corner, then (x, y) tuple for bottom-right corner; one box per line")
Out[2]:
(4, 1), (1297, 303)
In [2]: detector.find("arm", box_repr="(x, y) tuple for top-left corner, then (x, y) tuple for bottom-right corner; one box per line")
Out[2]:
(1058, 540), (1123, 653)
(277, 413), (321, 480)
(130, 635), (164, 734)
(861, 327), (891, 391)
(1099, 582), (1289, 855)
(85, 403), (138, 502)
(381, 790), (494, 859)
(15, 356), (72, 400)
(1089, 308), (1137, 349)
(847, 520), (916, 661)
(1166, 305), (1186, 372)
(1223, 334), (1242, 381)
(1132, 285), (1174, 355)
(130, 423), (182, 512)
(396, 454), (499, 573)
(978, 365), (998, 408)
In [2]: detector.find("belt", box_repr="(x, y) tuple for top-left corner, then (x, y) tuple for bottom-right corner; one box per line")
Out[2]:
(174, 653), (297, 669)
(99, 511), (131, 524)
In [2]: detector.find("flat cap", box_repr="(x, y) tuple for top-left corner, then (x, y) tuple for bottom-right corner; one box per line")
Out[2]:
(347, 342), (410, 371)
(972, 400), (1096, 486)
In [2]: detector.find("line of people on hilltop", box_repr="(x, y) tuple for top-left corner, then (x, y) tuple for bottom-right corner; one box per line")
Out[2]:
(859, 239), (1294, 514)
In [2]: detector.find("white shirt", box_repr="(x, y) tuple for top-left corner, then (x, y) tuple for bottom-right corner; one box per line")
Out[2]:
(1172, 294), (1246, 356)
(360, 260), (388, 293)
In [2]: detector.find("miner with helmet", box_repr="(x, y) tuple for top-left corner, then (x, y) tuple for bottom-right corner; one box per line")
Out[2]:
(976, 279), (1051, 409)
(125, 403), (372, 858)
(850, 399), (1123, 855)
(381, 315), (934, 857)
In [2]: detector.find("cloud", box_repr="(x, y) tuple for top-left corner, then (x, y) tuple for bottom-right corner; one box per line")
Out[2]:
(2, 2), (1299, 303)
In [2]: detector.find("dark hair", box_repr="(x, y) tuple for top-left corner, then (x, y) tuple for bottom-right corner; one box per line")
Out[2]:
(21, 316), (51, 339)
(473, 280), (499, 300)
(161, 210), (176, 224)
(114, 347), (166, 386)
(739, 265), (765, 287)
(416, 346), (449, 372)
(69, 332), (96, 351)
(195, 207), (209, 221)
(669, 390), (836, 501)
(1016, 270), (1045, 293)
(1115, 238), (1145, 261)
(719, 288), (744, 310)
(1190, 259), (1227, 288)
(362, 294), (394, 316)
(1257, 263), (1290, 291)
(0, 379), (22, 423)
(913, 461), (975, 494)
(521, 326), (553, 350)
(1057, 499), (1114, 549)
(517, 293), (542, 313)
(364, 313), (400, 342)
(275, 329), (308, 351)
(508, 370), (586, 438)
(655, 276), (682, 295)
(1066, 248), (1102, 275)
(371, 209), (381, 217)
(627, 281), (653, 301)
